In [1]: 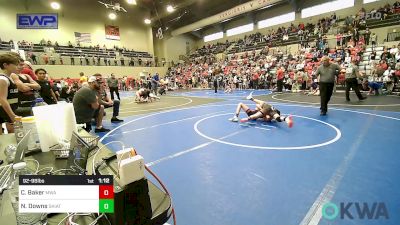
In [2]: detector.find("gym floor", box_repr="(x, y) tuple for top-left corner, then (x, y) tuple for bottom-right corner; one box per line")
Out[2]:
(100, 90), (400, 225)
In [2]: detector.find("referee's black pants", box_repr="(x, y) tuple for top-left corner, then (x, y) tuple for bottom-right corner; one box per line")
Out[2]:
(277, 79), (284, 92)
(345, 78), (363, 101)
(319, 82), (334, 113)
(109, 87), (120, 100)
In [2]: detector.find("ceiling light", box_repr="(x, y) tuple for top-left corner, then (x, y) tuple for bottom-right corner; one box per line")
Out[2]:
(109, 12), (117, 20)
(127, 0), (137, 5)
(166, 5), (175, 13)
(144, 18), (151, 24)
(50, 2), (60, 10)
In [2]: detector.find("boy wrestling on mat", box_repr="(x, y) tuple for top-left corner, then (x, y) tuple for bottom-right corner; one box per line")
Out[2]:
(135, 88), (160, 103)
(229, 93), (293, 128)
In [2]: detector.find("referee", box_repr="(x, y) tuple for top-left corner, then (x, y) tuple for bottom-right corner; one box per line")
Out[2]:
(345, 59), (367, 102)
(107, 73), (120, 100)
(316, 56), (341, 116)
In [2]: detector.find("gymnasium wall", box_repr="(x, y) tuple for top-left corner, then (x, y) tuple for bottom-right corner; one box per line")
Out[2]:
(197, 0), (394, 47)
(0, 0), (154, 54)
(30, 65), (168, 79)
(154, 33), (197, 62)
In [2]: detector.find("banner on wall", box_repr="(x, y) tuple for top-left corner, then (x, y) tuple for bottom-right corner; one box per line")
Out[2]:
(105, 25), (120, 40)
(171, 0), (282, 36)
(17, 13), (58, 29)
(74, 32), (92, 43)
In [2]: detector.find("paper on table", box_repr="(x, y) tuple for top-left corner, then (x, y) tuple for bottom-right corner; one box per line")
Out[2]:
(32, 103), (77, 152)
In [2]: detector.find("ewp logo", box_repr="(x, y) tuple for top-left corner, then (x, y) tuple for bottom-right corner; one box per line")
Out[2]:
(17, 14), (58, 29)
(322, 202), (389, 220)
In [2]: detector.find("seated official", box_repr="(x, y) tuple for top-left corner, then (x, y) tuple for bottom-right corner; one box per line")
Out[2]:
(93, 73), (123, 123)
(73, 76), (110, 133)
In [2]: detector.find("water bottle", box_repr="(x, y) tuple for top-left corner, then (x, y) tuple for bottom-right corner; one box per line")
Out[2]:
(4, 144), (17, 163)
(34, 98), (47, 107)
(14, 116), (24, 144)
(21, 117), (40, 151)
(8, 162), (47, 225)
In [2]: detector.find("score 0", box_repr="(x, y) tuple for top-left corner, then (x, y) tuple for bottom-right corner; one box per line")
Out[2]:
(99, 185), (114, 213)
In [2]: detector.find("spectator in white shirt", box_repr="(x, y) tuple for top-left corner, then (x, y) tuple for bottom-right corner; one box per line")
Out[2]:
(389, 45), (398, 55)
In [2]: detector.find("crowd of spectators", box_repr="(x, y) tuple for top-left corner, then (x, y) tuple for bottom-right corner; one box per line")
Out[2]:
(0, 52), (129, 135)
(191, 1), (400, 57)
(1, 37), (158, 67)
(167, 38), (400, 96)
(170, 1), (400, 96)
(190, 41), (231, 58)
(3, 1), (400, 137)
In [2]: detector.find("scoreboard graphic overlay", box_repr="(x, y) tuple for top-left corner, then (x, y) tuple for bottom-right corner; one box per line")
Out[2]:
(18, 175), (114, 213)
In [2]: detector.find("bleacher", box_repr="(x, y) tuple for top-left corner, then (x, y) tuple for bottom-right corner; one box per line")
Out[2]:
(358, 46), (385, 76)
(365, 13), (400, 29)
(55, 46), (117, 58)
(54, 46), (153, 59)
(226, 13), (400, 55)
(0, 42), (44, 52)
(0, 40), (154, 65)
(358, 45), (400, 93)
(121, 50), (152, 59)
(191, 42), (234, 58)
(227, 29), (319, 54)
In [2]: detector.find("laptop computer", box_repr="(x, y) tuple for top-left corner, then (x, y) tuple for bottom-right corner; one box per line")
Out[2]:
(65, 131), (91, 174)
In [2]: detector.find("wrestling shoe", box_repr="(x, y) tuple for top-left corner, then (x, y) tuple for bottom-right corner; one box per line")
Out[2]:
(95, 127), (110, 133)
(229, 116), (239, 122)
(111, 117), (124, 123)
(149, 93), (161, 100)
(286, 116), (293, 128)
(240, 118), (249, 123)
(246, 92), (254, 100)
